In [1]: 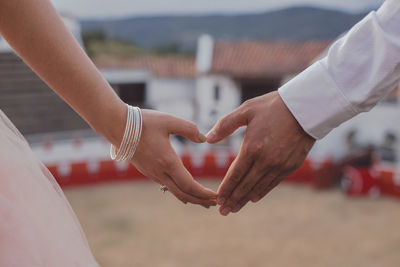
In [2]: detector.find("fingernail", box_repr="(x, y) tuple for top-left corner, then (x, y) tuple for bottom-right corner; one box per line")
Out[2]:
(198, 133), (207, 143)
(206, 130), (217, 143)
(221, 207), (231, 216)
(217, 197), (225, 206)
(251, 196), (261, 203)
(232, 205), (241, 213)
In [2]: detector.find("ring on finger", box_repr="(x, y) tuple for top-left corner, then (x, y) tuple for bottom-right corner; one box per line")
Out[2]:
(160, 185), (169, 193)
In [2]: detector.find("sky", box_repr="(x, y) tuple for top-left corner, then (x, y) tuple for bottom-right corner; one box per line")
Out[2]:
(50, 0), (385, 18)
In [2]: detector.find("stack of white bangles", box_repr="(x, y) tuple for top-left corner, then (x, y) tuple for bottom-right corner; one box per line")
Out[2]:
(110, 104), (143, 162)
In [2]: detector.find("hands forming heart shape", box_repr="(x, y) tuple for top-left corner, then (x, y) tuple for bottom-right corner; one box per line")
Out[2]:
(130, 91), (316, 216)
(0, 0), (314, 217)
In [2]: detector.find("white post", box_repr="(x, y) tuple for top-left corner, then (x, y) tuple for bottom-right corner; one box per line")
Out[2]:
(194, 34), (215, 133)
(196, 34), (214, 74)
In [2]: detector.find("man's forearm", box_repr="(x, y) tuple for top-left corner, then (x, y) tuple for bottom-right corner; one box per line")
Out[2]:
(0, 0), (125, 144)
(279, 0), (400, 139)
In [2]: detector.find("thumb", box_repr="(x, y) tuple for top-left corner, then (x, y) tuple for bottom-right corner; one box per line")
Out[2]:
(166, 116), (206, 143)
(206, 106), (249, 144)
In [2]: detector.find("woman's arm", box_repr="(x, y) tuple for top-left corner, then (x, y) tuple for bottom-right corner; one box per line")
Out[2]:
(0, 0), (124, 142)
(0, 0), (216, 207)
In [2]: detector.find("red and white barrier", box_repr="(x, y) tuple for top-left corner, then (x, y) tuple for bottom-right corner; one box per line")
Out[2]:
(31, 137), (238, 187)
(340, 163), (400, 199)
(31, 137), (400, 200)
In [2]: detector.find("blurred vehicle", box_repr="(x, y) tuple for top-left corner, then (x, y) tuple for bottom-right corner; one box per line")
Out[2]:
(341, 135), (400, 199)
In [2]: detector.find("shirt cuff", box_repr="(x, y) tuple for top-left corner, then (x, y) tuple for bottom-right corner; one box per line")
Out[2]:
(278, 61), (358, 139)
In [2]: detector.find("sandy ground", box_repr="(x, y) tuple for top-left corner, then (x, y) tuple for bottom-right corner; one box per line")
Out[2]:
(65, 180), (400, 267)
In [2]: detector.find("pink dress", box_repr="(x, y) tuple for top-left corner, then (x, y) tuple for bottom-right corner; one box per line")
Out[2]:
(0, 109), (99, 266)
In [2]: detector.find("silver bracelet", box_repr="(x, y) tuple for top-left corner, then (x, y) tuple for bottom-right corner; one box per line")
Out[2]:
(110, 104), (143, 162)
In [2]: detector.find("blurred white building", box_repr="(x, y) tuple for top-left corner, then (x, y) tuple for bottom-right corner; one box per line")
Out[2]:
(97, 34), (329, 149)
(97, 55), (197, 124)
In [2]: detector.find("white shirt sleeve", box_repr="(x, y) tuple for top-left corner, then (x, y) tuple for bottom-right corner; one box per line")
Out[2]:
(278, 0), (400, 140)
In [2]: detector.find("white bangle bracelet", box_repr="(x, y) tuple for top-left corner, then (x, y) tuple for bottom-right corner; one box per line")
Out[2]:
(110, 104), (143, 162)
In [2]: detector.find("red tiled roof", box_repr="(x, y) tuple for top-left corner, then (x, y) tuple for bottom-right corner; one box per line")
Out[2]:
(94, 55), (196, 78)
(211, 40), (331, 78)
(94, 40), (331, 79)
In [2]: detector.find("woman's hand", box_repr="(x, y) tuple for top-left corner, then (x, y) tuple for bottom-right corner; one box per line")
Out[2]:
(0, 0), (216, 208)
(96, 103), (217, 208)
(130, 110), (217, 208)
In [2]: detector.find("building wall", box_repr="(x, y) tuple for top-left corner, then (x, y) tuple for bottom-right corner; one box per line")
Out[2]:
(195, 75), (241, 133)
(0, 52), (89, 135)
(147, 78), (196, 122)
(0, 15), (91, 136)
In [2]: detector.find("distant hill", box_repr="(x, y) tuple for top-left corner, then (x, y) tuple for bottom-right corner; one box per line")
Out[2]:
(81, 6), (367, 52)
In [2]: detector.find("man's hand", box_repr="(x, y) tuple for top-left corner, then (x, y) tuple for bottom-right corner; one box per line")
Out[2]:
(206, 92), (315, 215)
